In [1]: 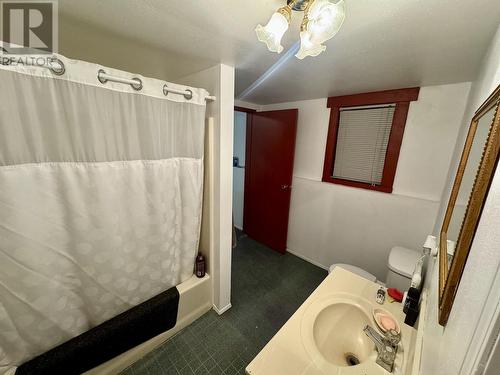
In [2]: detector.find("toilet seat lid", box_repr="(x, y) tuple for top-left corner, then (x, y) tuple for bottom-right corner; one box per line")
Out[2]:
(330, 264), (377, 282)
(388, 246), (421, 278)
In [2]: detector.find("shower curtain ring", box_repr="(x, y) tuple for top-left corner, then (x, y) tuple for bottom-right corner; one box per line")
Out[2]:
(131, 78), (143, 91)
(48, 58), (65, 76)
(184, 89), (193, 100)
(163, 84), (192, 100)
(97, 69), (143, 91)
(97, 69), (108, 84)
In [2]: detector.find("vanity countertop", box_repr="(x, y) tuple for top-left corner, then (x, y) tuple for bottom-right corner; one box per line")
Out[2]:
(246, 267), (417, 375)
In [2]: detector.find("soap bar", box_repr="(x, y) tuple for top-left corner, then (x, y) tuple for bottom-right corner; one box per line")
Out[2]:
(373, 308), (401, 334)
(380, 315), (397, 331)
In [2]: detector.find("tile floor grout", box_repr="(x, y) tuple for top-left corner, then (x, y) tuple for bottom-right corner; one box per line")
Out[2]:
(121, 231), (327, 374)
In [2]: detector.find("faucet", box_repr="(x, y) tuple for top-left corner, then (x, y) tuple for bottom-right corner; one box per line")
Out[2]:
(363, 325), (400, 372)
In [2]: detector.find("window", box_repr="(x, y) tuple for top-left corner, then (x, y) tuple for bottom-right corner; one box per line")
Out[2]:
(322, 88), (420, 193)
(333, 104), (395, 185)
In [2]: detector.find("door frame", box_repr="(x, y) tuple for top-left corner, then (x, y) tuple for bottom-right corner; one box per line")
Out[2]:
(233, 106), (256, 234)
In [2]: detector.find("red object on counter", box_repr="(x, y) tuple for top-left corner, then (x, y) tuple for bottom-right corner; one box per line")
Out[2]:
(388, 288), (404, 302)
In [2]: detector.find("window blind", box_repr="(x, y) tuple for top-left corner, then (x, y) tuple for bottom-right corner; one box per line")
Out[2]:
(332, 104), (396, 185)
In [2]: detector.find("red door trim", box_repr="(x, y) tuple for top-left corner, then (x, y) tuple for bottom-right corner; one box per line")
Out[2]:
(235, 106), (257, 113)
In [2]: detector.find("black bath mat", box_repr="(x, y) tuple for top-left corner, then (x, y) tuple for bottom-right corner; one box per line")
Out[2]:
(16, 286), (180, 375)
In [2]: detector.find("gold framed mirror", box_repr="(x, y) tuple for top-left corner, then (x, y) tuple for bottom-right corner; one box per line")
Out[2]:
(439, 85), (500, 326)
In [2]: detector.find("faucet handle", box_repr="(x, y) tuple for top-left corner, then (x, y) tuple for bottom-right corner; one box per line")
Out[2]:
(379, 344), (396, 365)
(364, 325), (398, 372)
(384, 329), (401, 347)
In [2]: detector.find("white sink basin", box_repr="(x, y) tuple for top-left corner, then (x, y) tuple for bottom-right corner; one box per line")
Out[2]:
(313, 302), (373, 366)
(301, 293), (377, 371)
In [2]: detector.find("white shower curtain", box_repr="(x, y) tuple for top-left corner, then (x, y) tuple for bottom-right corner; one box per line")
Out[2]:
(0, 55), (207, 374)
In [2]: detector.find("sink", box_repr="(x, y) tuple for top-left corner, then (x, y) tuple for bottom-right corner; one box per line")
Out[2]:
(247, 268), (412, 375)
(301, 293), (377, 371)
(313, 302), (373, 366)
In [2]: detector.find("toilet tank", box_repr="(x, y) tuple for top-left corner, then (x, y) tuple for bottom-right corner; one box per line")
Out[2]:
(385, 246), (421, 291)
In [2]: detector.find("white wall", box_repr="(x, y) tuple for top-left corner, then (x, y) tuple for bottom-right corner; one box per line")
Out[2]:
(420, 25), (500, 375)
(59, 15), (212, 83)
(261, 82), (471, 280)
(180, 64), (235, 314)
(233, 111), (247, 229)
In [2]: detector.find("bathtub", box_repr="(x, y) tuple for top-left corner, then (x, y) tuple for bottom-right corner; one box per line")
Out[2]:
(84, 273), (212, 375)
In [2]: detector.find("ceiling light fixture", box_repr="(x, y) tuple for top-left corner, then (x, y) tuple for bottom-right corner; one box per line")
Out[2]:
(255, 0), (345, 59)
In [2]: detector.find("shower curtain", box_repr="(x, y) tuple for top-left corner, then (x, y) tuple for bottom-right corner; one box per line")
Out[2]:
(0, 55), (207, 374)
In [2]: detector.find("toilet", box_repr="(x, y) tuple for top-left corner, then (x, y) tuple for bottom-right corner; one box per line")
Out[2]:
(329, 246), (421, 291)
(329, 263), (377, 282)
(386, 246), (422, 291)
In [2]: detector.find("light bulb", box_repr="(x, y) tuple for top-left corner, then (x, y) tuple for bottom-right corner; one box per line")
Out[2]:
(255, 6), (291, 54)
(296, 0), (346, 59)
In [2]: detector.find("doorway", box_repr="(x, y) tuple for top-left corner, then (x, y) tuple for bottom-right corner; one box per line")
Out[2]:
(232, 106), (298, 253)
(232, 109), (249, 231)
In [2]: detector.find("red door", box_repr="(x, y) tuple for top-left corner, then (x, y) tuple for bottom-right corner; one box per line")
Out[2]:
(243, 109), (298, 253)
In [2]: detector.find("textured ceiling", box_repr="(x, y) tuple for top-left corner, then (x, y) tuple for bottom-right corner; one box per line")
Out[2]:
(58, 0), (500, 104)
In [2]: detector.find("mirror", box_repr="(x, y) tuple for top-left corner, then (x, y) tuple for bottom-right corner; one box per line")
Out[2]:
(446, 108), (495, 253)
(439, 85), (500, 325)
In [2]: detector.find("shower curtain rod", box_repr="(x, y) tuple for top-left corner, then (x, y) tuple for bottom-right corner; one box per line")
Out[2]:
(0, 58), (216, 102)
(97, 70), (216, 102)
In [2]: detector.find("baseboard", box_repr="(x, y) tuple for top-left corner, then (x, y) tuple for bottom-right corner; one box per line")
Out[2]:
(213, 303), (232, 315)
(286, 248), (329, 271)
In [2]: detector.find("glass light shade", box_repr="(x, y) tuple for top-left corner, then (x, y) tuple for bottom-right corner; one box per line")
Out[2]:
(296, 30), (326, 59)
(296, 0), (346, 59)
(255, 12), (289, 54)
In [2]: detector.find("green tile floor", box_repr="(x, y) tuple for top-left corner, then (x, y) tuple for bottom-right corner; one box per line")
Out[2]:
(121, 231), (327, 375)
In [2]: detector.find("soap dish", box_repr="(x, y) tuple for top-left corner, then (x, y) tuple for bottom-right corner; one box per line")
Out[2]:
(373, 308), (400, 334)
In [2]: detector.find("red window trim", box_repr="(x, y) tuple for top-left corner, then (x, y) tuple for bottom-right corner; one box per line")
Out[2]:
(322, 88), (420, 193)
